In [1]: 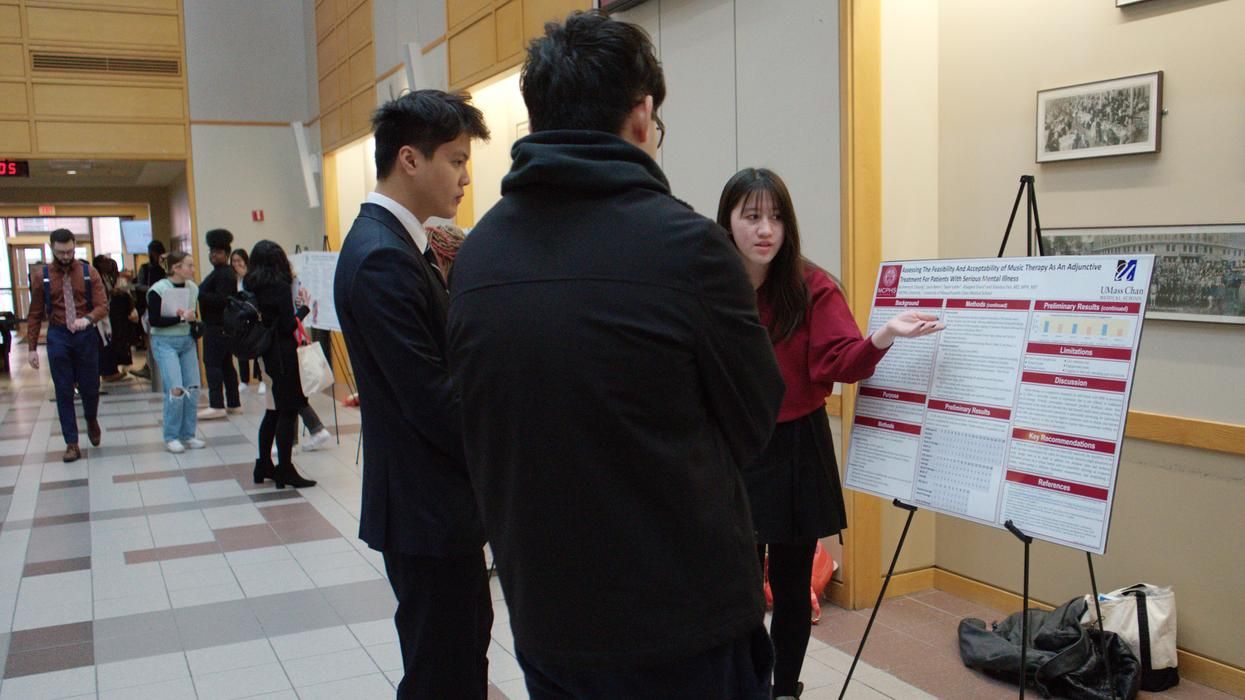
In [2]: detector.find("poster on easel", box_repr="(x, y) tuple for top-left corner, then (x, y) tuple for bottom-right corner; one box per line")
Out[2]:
(842, 255), (1154, 554)
(290, 252), (340, 332)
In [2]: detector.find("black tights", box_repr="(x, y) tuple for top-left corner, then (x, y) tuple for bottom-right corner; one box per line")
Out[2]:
(258, 408), (298, 465)
(759, 539), (817, 697)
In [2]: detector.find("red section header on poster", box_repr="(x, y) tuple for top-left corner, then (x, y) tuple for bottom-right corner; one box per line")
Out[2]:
(1021, 371), (1126, 393)
(1025, 343), (1133, 361)
(1006, 471), (1109, 501)
(859, 387), (927, 404)
(946, 299), (1032, 311)
(1011, 427), (1116, 455)
(1036, 300), (1141, 314)
(927, 399), (1012, 421)
(854, 415), (922, 436)
(873, 298), (943, 308)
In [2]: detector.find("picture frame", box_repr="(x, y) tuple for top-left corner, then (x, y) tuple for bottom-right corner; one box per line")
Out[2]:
(1036, 71), (1162, 163)
(1045, 224), (1245, 324)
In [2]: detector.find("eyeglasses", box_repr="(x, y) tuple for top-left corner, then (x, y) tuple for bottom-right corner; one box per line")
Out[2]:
(654, 114), (665, 150)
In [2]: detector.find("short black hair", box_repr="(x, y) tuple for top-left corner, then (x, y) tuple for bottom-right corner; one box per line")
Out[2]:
(205, 228), (233, 252)
(49, 228), (74, 245)
(521, 10), (665, 134)
(148, 240), (166, 258)
(371, 90), (490, 179)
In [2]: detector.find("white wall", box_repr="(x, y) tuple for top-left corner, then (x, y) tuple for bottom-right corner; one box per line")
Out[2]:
(183, 0), (314, 123)
(469, 69), (526, 224)
(618, 0), (842, 272)
(191, 125), (325, 265)
(931, 0), (1245, 668)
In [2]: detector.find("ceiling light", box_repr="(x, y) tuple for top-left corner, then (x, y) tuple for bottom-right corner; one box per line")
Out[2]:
(67, 170), (77, 175)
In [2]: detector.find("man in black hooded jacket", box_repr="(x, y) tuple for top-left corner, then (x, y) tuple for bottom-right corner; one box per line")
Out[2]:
(447, 10), (784, 698)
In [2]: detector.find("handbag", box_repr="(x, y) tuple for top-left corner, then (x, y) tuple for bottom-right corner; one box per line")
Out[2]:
(295, 319), (334, 396)
(1082, 583), (1179, 691)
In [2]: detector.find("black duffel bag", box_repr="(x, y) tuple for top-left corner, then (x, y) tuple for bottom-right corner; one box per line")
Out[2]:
(959, 597), (1141, 700)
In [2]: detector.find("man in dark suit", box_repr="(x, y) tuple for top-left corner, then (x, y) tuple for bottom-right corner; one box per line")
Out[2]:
(446, 11), (785, 699)
(333, 90), (491, 699)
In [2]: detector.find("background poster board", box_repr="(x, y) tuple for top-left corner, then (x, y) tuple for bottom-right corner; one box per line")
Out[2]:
(842, 255), (1154, 554)
(290, 252), (340, 332)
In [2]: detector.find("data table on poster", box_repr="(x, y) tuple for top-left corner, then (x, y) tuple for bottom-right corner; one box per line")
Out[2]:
(842, 255), (1154, 554)
(290, 252), (340, 332)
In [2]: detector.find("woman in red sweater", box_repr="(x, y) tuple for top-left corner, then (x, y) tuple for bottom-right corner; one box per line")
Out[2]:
(717, 168), (942, 699)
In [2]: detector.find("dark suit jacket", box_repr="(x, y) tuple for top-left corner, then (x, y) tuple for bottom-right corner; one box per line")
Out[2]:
(334, 202), (484, 556)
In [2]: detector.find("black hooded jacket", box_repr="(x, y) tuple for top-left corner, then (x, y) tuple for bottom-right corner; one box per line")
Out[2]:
(447, 131), (784, 667)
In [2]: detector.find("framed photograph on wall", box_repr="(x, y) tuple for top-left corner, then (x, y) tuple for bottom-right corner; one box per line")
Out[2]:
(1036, 71), (1162, 163)
(1046, 224), (1245, 324)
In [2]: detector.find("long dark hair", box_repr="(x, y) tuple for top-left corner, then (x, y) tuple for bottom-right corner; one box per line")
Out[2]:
(244, 240), (292, 291)
(716, 168), (808, 342)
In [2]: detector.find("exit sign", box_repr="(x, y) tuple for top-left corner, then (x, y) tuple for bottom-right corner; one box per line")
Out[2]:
(38, 205), (56, 216)
(0, 159), (29, 177)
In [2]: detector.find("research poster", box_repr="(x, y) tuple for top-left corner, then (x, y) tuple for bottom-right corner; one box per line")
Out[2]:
(290, 252), (340, 332)
(842, 255), (1154, 554)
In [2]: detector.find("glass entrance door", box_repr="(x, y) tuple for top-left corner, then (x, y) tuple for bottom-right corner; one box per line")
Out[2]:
(11, 244), (47, 319)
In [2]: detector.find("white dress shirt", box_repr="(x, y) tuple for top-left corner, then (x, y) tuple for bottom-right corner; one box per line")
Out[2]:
(366, 191), (428, 253)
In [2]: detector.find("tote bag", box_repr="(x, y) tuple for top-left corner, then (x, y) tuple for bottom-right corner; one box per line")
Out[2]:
(1083, 583), (1178, 691)
(295, 319), (334, 396)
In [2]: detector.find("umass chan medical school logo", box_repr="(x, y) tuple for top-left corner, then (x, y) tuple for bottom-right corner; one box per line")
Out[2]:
(877, 264), (902, 297)
(1115, 259), (1138, 282)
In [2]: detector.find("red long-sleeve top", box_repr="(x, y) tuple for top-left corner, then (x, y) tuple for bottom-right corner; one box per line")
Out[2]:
(760, 266), (890, 422)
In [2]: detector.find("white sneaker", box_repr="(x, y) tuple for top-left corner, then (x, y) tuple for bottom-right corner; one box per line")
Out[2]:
(257, 384), (267, 395)
(227, 407), (244, 415)
(198, 408), (226, 420)
(302, 428), (332, 452)
(166, 439), (186, 454)
(184, 437), (206, 449)
(238, 383), (248, 393)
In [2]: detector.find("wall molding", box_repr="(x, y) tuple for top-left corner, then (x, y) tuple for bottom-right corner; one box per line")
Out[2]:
(828, 396), (1244, 456)
(190, 119), (293, 128)
(421, 34), (445, 55)
(927, 568), (1245, 696)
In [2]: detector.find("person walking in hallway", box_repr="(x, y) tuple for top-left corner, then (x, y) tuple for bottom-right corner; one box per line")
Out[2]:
(334, 90), (492, 699)
(197, 228), (242, 420)
(26, 228), (108, 463)
(447, 12), (784, 698)
(147, 251), (207, 454)
(245, 241), (317, 491)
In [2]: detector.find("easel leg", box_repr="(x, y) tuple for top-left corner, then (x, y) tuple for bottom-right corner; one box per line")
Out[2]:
(1005, 520), (1034, 700)
(839, 499), (918, 700)
(1087, 552), (1118, 700)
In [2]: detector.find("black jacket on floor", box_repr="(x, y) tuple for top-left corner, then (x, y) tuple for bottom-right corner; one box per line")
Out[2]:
(335, 203), (484, 557)
(447, 130), (785, 668)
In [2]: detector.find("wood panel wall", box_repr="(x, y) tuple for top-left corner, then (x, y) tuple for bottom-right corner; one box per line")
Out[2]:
(0, 0), (189, 159)
(314, 0), (376, 153)
(445, 0), (588, 91)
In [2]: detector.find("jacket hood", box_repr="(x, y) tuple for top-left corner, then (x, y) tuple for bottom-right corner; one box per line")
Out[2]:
(502, 130), (671, 197)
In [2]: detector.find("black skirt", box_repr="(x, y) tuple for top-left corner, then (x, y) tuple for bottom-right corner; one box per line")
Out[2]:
(742, 407), (847, 545)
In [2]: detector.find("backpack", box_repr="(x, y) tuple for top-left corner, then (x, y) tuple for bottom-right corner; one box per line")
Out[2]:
(223, 289), (272, 359)
(40, 261), (92, 309)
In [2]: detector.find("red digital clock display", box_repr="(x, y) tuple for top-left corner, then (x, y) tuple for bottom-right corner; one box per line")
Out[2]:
(1, 159), (30, 177)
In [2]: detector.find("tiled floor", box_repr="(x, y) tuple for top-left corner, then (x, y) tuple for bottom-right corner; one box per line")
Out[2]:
(0, 345), (1237, 699)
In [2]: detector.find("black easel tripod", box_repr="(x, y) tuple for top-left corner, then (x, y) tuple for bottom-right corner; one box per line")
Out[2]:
(997, 175), (1115, 700)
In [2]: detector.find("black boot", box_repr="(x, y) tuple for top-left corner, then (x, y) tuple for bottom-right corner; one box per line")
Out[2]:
(253, 459), (276, 484)
(273, 463), (316, 489)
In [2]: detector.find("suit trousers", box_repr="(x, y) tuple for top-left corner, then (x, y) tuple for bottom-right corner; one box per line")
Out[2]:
(382, 549), (493, 699)
(46, 325), (100, 446)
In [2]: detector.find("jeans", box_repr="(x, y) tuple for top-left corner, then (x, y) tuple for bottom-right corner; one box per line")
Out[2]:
(202, 325), (240, 409)
(151, 334), (200, 443)
(46, 325), (100, 446)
